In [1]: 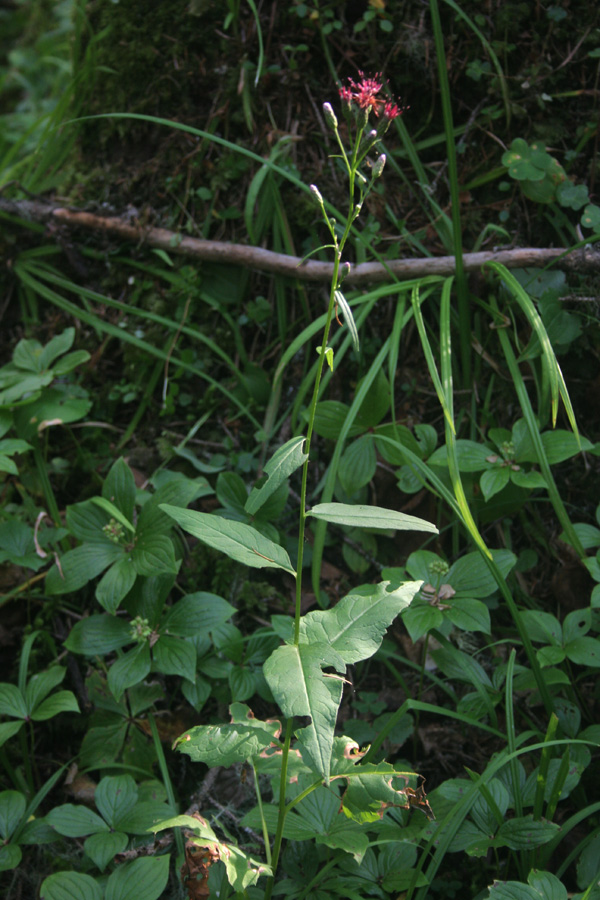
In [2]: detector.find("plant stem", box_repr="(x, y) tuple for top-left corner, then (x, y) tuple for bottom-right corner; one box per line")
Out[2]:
(429, 0), (470, 387)
(263, 717), (294, 900)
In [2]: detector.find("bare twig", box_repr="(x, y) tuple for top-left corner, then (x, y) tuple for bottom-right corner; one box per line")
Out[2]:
(2, 197), (600, 285)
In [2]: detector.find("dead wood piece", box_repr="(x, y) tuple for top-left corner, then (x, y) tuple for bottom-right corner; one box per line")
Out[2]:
(2, 197), (600, 285)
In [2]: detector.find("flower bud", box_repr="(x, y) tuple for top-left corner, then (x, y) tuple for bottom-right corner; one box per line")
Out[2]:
(358, 129), (378, 156)
(322, 102), (338, 131)
(355, 104), (370, 131)
(338, 261), (351, 285)
(309, 184), (325, 208)
(372, 153), (386, 178)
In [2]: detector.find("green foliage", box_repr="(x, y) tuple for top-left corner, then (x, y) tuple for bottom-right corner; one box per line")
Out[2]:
(502, 137), (600, 232)
(1, 4), (599, 899)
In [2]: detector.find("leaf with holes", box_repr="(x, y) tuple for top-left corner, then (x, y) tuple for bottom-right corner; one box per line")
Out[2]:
(264, 642), (346, 781)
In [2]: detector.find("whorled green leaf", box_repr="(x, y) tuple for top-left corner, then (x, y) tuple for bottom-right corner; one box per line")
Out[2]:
(65, 499), (114, 543)
(519, 610), (562, 645)
(52, 349), (91, 376)
(14, 389), (92, 439)
(102, 457), (136, 523)
(152, 635), (196, 682)
(480, 466), (510, 501)
(160, 505), (294, 574)
(45, 542), (123, 595)
(445, 598), (491, 634)
(95, 775), (138, 829)
(245, 436), (307, 516)
(299, 581), (422, 664)
(511, 469), (547, 490)
(264, 642), (346, 781)
(0, 843), (22, 872)
(228, 665), (257, 702)
(448, 549), (517, 597)
(162, 592), (235, 637)
(402, 602), (444, 642)
(565, 636), (600, 667)
(107, 644), (151, 702)
(132, 532), (179, 576)
(182, 675), (211, 712)
(64, 614), (132, 657)
(90, 497), (135, 533)
(0, 791), (26, 841)
(338, 435), (377, 495)
(30, 690), (79, 721)
(307, 502), (437, 534)
(104, 855), (170, 900)
(96, 558), (137, 614)
(0, 683), (27, 719)
(40, 871), (104, 900)
(312, 400), (363, 440)
(25, 666), (65, 713)
(84, 831), (128, 872)
(0, 721), (24, 751)
(116, 800), (175, 836)
(46, 804), (108, 838)
(38, 328), (76, 370)
(495, 815), (560, 850)
(527, 870), (567, 900)
(135, 478), (205, 535)
(429, 439), (492, 472)
(80, 723), (128, 769)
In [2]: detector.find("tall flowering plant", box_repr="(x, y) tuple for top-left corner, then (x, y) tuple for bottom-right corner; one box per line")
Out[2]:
(155, 76), (435, 899)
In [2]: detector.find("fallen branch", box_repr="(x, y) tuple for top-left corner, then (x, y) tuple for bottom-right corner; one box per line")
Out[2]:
(2, 197), (599, 286)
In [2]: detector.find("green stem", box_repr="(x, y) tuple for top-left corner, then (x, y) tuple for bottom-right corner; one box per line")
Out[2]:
(31, 435), (69, 551)
(146, 713), (184, 859)
(429, 0), (470, 387)
(251, 761), (272, 867)
(263, 717), (294, 900)
(19, 725), (34, 796)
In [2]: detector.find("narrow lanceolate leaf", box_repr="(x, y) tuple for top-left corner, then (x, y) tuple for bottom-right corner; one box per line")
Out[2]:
(299, 581), (422, 664)
(308, 503), (438, 534)
(334, 290), (360, 351)
(90, 497), (135, 533)
(245, 436), (307, 516)
(263, 642), (346, 782)
(160, 506), (295, 574)
(175, 721), (281, 766)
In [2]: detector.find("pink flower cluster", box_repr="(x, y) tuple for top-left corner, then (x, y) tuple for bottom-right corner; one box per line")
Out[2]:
(339, 71), (403, 120)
